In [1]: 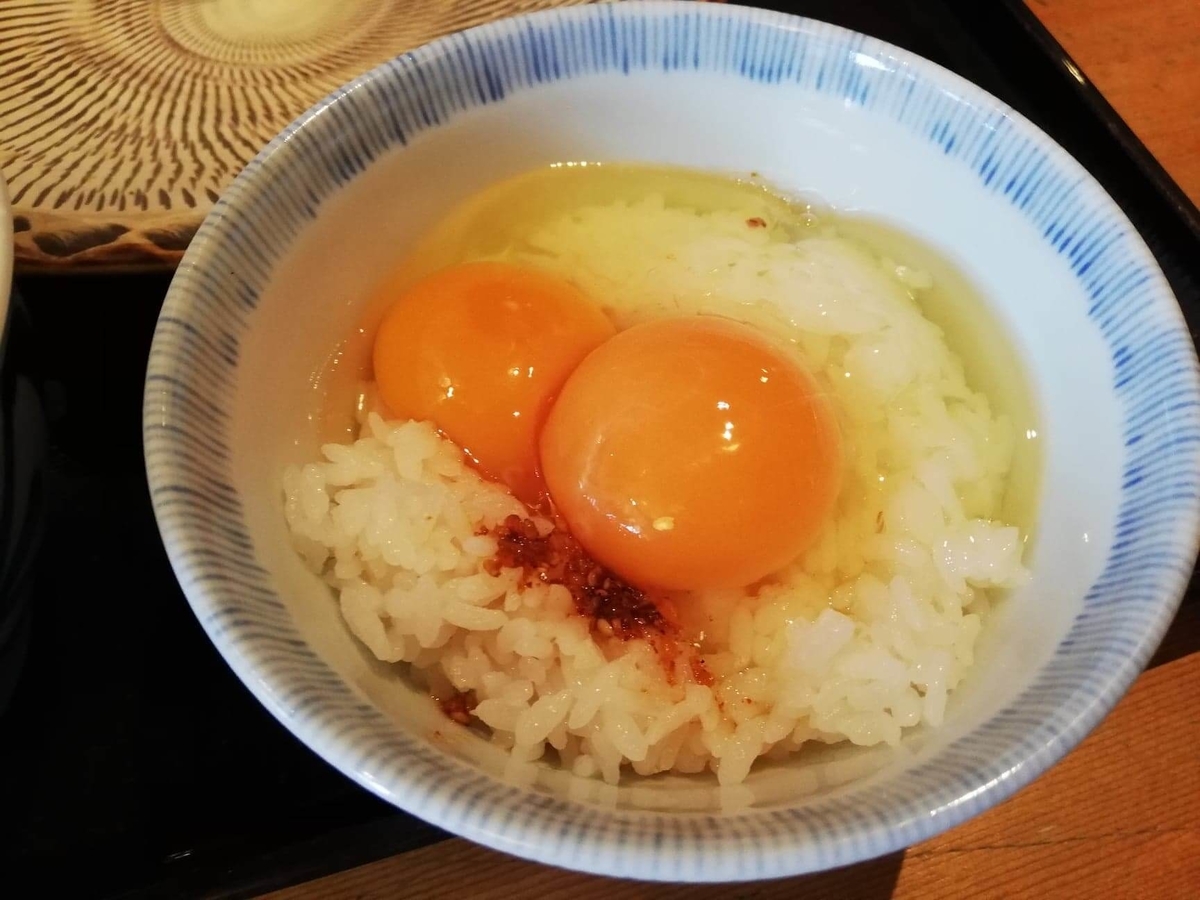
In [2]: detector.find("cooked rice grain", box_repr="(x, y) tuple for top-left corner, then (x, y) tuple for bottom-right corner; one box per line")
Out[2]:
(283, 201), (1028, 785)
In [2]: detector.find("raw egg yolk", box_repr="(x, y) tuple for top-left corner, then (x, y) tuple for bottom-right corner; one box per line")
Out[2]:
(539, 316), (841, 591)
(372, 261), (615, 504)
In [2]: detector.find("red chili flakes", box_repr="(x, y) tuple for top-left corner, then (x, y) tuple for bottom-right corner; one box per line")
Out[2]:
(562, 553), (667, 640)
(746, 216), (767, 228)
(486, 514), (667, 640)
(690, 656), (714, 687)
(485, 514), (563, 577)
(439, 689), (477, 725)
(483, 515), (718, 688)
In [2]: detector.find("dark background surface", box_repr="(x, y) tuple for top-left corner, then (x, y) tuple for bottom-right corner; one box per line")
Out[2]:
(2, 1), (1197, 898)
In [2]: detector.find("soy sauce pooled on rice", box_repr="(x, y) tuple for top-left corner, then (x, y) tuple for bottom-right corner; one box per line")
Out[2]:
(283, 164), (1039, 786)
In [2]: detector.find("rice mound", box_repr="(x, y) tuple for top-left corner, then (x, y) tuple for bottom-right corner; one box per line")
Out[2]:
(283, 198), (1029, 786)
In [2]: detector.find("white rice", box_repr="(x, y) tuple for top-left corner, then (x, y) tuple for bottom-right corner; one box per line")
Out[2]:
(283, 198), (1028, 785)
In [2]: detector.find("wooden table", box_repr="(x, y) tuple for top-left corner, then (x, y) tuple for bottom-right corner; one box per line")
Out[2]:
(264, 3), (1200, 897)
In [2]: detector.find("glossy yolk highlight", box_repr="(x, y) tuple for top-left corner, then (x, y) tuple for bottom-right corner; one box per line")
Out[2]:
(372, 261), (615, 504)
(539, 316), (842, 591)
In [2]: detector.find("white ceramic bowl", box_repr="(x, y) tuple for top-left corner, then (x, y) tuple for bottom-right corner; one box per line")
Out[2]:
(144, 2), (1200, 881)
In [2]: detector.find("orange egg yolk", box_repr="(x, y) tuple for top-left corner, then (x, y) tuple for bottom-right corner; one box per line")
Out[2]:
(539, 316), (842, 591)
(372, 261), (615, 504)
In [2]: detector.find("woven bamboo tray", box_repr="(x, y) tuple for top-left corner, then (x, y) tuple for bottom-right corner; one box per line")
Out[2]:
(0, 0), (592, 271)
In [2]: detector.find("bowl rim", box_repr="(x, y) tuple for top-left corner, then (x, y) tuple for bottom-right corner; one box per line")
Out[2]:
(144, 0), (1200, 881)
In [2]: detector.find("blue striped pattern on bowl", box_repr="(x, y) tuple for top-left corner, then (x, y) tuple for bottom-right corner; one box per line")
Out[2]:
(143, 2), (1200, 881)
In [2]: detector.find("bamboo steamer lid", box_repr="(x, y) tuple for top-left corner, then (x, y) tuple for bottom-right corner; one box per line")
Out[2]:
(0, 0), (590, 271)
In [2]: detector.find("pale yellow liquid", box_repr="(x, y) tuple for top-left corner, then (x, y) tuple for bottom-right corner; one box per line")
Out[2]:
(321, 164), (1041, 536)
